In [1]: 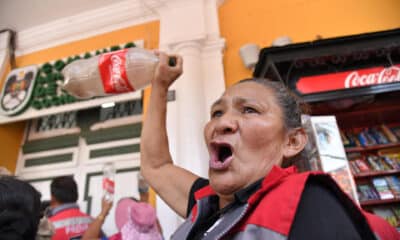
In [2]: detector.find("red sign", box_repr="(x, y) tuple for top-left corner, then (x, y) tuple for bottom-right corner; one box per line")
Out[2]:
(296, 64), (400, 94)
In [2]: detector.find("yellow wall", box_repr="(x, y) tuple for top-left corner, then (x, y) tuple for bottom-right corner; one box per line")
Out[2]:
(16, 21), (160, 66)
(1, 21), (160, 176)
(0, 121), (26, 173)
(219, 0), (400, 87)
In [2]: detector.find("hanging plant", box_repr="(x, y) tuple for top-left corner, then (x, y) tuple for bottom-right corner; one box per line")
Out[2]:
(34, 86), (46, 98)
(84, 52), (92, 59)
(42, 98), (52, 108)
(110, 45), (121, 51)
(45, 73), (55, 83)
(42, 63), (53, 74)
(32, 100), (43, 110)
(51, 96), (61, 106)
(37, 75), (46, 84)
(54, 60), (66, 71)
(124, 42), (135, 48)
(67, 57), (74, 64)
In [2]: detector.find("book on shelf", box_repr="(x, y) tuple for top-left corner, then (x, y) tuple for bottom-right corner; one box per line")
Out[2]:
(357, 131), (372, 147)
(385, 176), (400, 198)
(364, 129), (378, 146)
(340, 130), (350, 147)
(381, 124), (398, 143)
(372, 207), (399, 228)
(366, 155), (383, 171)
(354, 158), (371, 172)
(381, 155), (400, 170)
(345, 131), (361, 147)
(369, 127), (390, 145)
(391, 205), (400, 220)
(357, 183), (380, 201)
(392, 126), (400, 140)
(349, 161), (361, 174)
(372, 177), (395, 200)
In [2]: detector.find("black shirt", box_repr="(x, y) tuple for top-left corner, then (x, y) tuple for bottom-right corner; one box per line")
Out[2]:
(186, 176), (376, 240)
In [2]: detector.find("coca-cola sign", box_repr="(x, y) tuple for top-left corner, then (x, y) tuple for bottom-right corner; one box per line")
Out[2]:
(296, 64), (400, 94)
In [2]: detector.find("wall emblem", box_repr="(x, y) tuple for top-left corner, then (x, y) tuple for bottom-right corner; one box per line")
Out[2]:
(0, 65), (38, 115)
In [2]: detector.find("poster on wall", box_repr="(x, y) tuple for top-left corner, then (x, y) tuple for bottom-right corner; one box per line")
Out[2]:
(0, 65), (38, 116)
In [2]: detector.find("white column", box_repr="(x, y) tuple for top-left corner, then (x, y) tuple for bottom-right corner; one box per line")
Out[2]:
(172, 40), (208, 176)
(150, 0), (226, 238)
(201, 38), (226, 115)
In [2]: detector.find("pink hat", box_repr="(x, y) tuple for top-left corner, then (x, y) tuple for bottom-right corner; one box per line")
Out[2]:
(115, 198), (161, 240)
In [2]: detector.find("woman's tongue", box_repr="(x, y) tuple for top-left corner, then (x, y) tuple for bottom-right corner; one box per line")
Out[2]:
(209, 145), (233, 170)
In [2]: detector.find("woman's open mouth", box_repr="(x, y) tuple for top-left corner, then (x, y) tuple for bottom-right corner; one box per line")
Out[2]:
(209, 142), (233, 170)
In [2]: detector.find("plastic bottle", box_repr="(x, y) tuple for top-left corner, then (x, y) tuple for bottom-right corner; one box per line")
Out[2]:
(62, 48), (176, 99)
(102, 162), (115, 202)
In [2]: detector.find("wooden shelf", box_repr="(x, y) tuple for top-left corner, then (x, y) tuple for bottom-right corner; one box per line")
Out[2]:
(345, 142), (400, 153)
(360, 198), (400, 207)
(353, 169), (400, 179)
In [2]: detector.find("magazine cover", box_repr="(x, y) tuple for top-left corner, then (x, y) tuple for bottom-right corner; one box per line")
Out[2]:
(302, 115), (359, 202)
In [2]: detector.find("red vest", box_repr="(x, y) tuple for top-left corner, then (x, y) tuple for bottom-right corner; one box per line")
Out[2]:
(173, 166), (399, 240)
(49, 206), (93, 240)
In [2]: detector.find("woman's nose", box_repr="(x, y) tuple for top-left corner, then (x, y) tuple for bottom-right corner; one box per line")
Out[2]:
(214, 113), (238, 135)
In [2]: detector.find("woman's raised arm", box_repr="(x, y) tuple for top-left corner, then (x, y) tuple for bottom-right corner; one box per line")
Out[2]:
(140, 51), (199, 218)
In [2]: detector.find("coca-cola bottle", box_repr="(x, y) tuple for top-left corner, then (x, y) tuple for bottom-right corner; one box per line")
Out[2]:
(62, 48), (176, 99)
(102, 162), (115, 202)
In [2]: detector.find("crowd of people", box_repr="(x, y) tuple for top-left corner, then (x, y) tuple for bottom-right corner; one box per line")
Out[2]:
(0, 52), (399, 239)
(0, 173), (162, 240)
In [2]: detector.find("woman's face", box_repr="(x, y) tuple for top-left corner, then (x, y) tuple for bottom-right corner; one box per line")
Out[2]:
(204, 81), (290, 197)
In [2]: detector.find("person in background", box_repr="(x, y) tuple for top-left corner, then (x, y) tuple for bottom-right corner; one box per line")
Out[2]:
(140, 52), (399, 239)
(82, 173), (163, 240)
(47, 176), (94, 240)
(137, 172), (163, 236)
(36, 200), (55, 240)
(0, 175), (42, 240)
(82, 197), (162, 240)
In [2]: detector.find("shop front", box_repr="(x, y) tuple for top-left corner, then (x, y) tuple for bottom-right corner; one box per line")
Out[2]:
(254, 28), (400, 230)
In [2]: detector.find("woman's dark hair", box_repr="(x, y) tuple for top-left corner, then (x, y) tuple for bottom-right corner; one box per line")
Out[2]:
(0, 176), (42, 240)
(237, 78), (309, 130)
(50, 176), (78, 203)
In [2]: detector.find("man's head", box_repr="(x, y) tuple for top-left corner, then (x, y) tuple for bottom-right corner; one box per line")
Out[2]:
(50, 176), (78, 205)
(0, 176), (42, 239)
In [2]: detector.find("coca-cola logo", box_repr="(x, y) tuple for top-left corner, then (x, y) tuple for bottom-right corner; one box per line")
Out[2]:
(344, 66), (400, 88)
(99, 49), (132, 94)
(110, 54), (129, 92)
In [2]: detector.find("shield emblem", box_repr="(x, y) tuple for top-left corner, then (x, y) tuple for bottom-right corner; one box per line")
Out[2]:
(0, 65), (38, 115)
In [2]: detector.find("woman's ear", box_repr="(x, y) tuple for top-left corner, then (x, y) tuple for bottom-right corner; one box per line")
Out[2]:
(283, 128), (308, 158)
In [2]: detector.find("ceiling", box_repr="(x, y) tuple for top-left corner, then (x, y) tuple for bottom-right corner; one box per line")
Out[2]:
(0, 0), (125, 31)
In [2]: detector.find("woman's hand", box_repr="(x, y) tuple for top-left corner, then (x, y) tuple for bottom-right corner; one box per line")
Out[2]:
(100, 197), (113, 219)
(82, 197), (113, 240)
(152, 51), (183, 91)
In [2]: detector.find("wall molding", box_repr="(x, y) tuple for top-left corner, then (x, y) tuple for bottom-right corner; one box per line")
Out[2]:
(15, 0), (159, 56)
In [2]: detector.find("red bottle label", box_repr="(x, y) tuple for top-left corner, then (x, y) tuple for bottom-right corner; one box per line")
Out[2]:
(102, 178), (115, 194)
(98, 49), (134, 93)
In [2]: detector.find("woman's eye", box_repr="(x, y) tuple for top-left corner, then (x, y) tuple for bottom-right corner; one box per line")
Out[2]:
(243, 106), (258, 114)
(211, 110), (223, 118)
